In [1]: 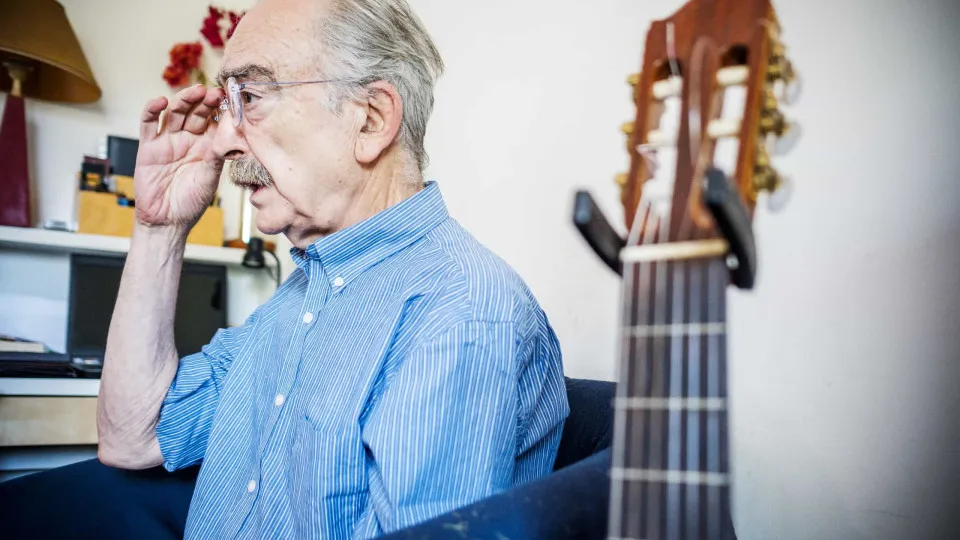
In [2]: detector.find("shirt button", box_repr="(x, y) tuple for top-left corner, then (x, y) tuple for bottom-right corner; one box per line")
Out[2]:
(247, 480), (257, 493)
(332, 276), (344, 287)
(302, 312), (314, 324)
(274, 394), (285, 407)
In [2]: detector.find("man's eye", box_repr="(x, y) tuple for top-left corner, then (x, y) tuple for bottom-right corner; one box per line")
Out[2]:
(241, 91), (261, 105)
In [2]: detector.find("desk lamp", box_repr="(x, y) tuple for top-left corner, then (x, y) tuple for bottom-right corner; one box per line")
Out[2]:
(0, 0), (101, 228)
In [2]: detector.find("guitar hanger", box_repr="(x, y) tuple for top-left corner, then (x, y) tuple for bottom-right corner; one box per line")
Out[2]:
(573, 167), (756, 290)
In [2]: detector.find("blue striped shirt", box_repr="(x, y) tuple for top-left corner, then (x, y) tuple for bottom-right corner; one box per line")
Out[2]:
(155, 181), (569, 539)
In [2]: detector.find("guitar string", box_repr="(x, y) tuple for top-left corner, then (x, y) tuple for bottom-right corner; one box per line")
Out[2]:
(644, 22), (686, 537)
(708, 257), (726, 539)
(620, 195), (666, 538)
(692, 258), (707, 539)
(632, 183), (673, 538)
(645, 219), (672, 539)
(610, 200), (654, 538)
(626, 211), (660, 537)
(618, 21), (684, 536)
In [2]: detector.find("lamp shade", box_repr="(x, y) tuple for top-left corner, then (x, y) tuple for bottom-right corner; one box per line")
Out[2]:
(0, 0), (101, 103)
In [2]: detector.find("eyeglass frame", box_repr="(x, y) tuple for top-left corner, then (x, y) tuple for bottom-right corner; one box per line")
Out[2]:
(213, 75), (356, 127)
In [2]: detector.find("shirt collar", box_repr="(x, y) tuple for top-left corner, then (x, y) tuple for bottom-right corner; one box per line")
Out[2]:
(289, 181), (448, 288)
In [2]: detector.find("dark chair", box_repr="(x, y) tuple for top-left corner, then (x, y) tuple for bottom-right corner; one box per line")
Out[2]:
(552, 377), (615, 471)
(381, 376), (616, 539)
(0, 377), (616, 539)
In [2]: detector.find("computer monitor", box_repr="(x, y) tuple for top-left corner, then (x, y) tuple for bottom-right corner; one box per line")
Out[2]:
(66, 253), (228, 372)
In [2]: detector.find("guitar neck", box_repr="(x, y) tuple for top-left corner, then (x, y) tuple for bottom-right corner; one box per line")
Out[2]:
(608, 256), (733, 540)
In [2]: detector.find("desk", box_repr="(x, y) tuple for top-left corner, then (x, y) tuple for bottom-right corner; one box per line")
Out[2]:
(0, 378), (101, 481)
(0, 226), (279, 481)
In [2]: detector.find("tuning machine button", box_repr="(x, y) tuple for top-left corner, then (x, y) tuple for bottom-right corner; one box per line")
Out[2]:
(765, 174), (793, 213)
(760, 90), (802, 155)
(779, 70), (802, 105)
(771, 121), (801, 155)
(767, 44), (802, 104)
(753, 146), (792, 212)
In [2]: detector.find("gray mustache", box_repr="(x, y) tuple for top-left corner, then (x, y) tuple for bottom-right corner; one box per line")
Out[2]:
(229, 157), (273, 189)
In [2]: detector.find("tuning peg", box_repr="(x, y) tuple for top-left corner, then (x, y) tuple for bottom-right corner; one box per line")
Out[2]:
(766, 174), (793, 213)
(754, 143), (771, 169)
(759, 90), (801, 155)
(778, 68), (803, 105)
(771, 119), (802, 155)
(767, 48), (801, 105)
(770, 42), (787, 60)
(621, 121), (636, 152)
(752, 145), (793, 212)
(626, 73), (641, 103)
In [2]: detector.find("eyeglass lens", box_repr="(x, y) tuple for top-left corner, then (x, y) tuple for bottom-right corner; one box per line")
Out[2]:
(227, 76), (243, 126)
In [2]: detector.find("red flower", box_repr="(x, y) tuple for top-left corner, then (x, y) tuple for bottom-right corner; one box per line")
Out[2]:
(163, 63), (189, 87)
(161, 5), (242, 87)
(200, 6), (225, 48)
(170, 42), (203, 70)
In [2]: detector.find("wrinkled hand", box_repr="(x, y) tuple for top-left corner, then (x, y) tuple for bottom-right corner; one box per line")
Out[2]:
(133, 84), (224, 231)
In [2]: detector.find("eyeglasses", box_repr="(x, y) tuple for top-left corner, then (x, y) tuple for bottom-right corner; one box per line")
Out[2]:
(214, 75), (352, 127)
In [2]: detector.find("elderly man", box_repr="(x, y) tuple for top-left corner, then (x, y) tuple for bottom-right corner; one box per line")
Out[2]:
(61, 0), (567, 537)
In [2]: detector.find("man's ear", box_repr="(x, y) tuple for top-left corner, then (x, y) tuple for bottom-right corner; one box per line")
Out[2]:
(354, 80), (403, 165)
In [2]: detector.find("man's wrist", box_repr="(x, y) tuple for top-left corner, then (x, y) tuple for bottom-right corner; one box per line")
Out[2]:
(131, 222), (189, 258)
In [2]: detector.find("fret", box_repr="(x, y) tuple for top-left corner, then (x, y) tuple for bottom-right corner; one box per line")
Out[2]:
(610, 467), (730, 486)
(625, 322), (725, 337)
(614, 397), (726, 411)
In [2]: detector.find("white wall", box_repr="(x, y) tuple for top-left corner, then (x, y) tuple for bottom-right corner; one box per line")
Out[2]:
(4, 0), (959, 538)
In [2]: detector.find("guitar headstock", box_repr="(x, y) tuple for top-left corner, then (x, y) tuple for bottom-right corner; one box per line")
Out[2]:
(617, 0), (800, 247)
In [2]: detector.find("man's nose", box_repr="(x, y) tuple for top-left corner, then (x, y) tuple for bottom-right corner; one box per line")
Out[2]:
(212, 114), (250, 161)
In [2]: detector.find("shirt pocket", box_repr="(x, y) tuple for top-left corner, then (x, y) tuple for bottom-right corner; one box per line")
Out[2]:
(289, 412), (368, 537)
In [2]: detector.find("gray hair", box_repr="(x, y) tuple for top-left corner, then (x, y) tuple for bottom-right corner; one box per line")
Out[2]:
(316, 0), (444, 173)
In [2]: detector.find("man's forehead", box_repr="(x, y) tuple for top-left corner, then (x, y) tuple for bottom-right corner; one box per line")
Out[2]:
(219, 0), (320, 84)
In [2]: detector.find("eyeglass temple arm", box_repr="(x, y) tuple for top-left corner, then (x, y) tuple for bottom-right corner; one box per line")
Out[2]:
(239, 78), (351, 89)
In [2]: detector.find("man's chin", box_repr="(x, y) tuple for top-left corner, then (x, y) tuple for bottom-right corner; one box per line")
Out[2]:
(255, 214), (288, 237)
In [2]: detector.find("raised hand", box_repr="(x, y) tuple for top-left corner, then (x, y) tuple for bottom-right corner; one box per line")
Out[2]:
(133, 84), (225, 231)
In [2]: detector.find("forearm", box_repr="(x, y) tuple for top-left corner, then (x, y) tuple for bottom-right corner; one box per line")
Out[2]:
(97, 223), (188, 468)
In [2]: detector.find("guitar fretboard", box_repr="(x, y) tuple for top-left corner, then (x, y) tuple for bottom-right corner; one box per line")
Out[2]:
(608, 256), (733, 540)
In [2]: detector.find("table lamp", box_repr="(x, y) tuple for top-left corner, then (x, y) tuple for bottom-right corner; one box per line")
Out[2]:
(0, 0), (101, 228)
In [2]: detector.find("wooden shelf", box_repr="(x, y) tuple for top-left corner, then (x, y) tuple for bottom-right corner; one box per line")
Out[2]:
(0, 225), (249, 266)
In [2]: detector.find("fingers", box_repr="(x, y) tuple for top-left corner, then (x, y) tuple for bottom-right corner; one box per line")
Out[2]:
(139, 96), (169, 141)
(164, 84), (208, 133)
(182, 87), (223, 135)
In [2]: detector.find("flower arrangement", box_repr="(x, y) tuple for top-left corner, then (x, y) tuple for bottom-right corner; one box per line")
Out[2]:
(162, 5), (245, 88)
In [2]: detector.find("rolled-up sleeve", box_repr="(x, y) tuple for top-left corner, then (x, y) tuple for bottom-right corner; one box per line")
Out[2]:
(155, 316), (254, 472)
(360, 320), (544, 534)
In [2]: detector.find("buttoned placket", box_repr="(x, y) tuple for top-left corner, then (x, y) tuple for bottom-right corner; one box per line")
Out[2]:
(270, 259), (330, 441)
(233, 259), (335, 534)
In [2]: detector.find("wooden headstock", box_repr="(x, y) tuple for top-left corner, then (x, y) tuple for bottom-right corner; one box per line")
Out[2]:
(618, 0), (800, 244)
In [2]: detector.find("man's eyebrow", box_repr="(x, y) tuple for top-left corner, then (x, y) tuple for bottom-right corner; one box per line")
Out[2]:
(216, 63), (277, 87)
